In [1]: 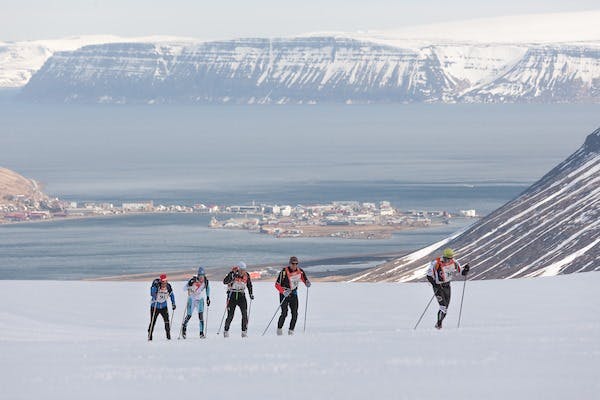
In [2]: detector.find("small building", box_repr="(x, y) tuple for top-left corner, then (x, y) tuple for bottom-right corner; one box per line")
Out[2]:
(122, 201), (154, 212)
(460, 209), (477, 217)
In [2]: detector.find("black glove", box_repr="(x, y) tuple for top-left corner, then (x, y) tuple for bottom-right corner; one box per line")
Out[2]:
(305, 280), (312, 288)
(206, 297), (211, 306)
(433, 284), (441, 296)
(250, 294), (254, 300)
(461, 263), (470, 276)
(172, 304), (177, 310)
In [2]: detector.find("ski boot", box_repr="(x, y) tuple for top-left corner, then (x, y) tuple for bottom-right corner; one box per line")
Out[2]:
(277, 328), (283, 336)
(288, 329), (294, 336)
(241, 330), (248, 338)
(435, 310), (446, 330)
(223, 330), (229, 338)
(181, 325), (187, 339)
(199, 332), (206, 339)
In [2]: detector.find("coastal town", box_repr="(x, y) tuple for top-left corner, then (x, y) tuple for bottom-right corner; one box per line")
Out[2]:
(1, 164), (480, 239)
(208, 201), (478, 239)
(1, 194), (479, 239)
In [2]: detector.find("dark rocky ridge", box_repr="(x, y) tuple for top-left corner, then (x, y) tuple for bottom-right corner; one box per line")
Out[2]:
(353, 127), (600, 281)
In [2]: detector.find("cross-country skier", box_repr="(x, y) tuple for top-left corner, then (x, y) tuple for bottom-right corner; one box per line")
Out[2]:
(426, 248), (469, 329)
(275, 256), (311, 336)
(222, 261), (254, 338)
(148, 274), (176, 340)
(181, 266), (211, 339)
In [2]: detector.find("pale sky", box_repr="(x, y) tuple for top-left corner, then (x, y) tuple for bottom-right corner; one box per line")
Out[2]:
(1, 0), (599, 41)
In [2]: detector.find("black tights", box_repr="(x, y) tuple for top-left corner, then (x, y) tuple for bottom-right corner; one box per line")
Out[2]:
(224, 292), (248, 332)
(277, 294), (299, 330)
(148, 306), (170, 339)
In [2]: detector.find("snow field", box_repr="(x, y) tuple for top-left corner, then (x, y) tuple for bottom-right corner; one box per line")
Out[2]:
(0, 274), (599, 399)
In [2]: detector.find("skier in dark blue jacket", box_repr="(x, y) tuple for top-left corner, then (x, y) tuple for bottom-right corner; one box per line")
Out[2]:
(148, 274), (176, 340)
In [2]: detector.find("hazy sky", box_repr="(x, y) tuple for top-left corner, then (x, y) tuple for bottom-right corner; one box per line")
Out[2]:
(1, 0), (599, 41)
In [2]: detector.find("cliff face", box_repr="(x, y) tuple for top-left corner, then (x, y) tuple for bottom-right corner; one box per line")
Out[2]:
(353, 127), (600, 282)
(18, 38), (600, 104)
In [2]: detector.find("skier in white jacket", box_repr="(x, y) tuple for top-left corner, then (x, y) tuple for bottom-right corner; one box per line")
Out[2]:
(181, 267), (211, 339)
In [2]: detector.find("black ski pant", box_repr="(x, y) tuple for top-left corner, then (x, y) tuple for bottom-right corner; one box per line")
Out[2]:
(148, 306), (170, 339)
(277, 293), (299, 330)
(435, 283), (451, 315)
(224, 292), (248, 332)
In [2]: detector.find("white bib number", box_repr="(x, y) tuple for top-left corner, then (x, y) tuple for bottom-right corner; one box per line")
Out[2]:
(155, 290), (169, 303)
(289, 273), (302, 290)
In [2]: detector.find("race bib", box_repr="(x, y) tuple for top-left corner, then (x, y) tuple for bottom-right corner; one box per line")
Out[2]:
(155, 290), (169, 303)
(289, 273), (302, 290)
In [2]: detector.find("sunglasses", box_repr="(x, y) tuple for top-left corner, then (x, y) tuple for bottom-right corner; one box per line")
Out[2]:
(291, 262), (299, 265)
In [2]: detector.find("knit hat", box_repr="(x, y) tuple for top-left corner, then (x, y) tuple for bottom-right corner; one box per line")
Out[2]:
(159, 273), (167, 281)
(237, 261), (247, 270)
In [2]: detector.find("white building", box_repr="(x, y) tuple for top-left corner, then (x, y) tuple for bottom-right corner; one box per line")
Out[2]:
(280, 205), (292, 217)
(460, 209), (478, 217)
(122, 201), (154, 212)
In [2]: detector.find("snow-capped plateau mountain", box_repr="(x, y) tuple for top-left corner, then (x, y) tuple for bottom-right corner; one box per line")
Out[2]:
(18, 37), (600, 103)
(5, 11), (600, 103)
(353, 127), (600, 282)
(0, 35), (194, 88)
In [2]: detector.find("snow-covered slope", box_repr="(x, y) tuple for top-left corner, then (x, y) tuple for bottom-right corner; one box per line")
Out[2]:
(0, 36), (129, 88)
(354, 127), (600, 282)
(1, 277), (598, 399)
(366, 10), (600, 44)
(462, 45), (600, 102)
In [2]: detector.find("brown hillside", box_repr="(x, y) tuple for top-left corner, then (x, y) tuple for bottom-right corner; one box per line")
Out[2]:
(0, 167), (48, 204)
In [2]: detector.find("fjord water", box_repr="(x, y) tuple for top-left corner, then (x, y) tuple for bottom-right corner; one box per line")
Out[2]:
(1, 103), (598, 279)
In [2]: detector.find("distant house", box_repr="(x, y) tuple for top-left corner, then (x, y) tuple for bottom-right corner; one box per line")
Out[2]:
(460, 209), (477, 217)
(122, 201), (154, 212)
(4, 212), (28, 221)
(28, 211), (51, 220)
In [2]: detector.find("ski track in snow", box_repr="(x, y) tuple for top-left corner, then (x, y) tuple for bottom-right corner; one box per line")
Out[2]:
(0, 276), (599, 399)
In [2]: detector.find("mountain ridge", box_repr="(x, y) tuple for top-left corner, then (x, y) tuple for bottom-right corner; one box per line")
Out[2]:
(18, 37), (600, 104)
(352, 127), (600, 281)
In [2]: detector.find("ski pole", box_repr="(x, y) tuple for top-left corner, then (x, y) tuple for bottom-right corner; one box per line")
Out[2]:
(303, 286), (309, 333)
(217, 291), (232, 335)
(177, 300), (188, 340)
(248, 297), (253, 326)
(262, 295), (288, 336)
(148, 302), (159, 340)
(457, 274), (468, 328)
(413, 293), (436, 330)
(204, 302), (209, 334)
(170, 303), (176, 328)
